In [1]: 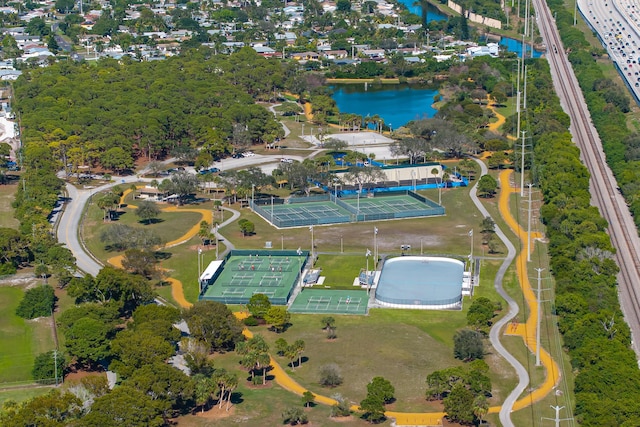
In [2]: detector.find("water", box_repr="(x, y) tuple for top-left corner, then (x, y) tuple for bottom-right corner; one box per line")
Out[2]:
(331, 84), (439, 128)
(498, 36), (544, 58)
(394, 0), (544, 57)
(394, 0), (448, 22)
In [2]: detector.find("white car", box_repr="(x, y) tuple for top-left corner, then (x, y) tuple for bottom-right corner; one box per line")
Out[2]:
(242, 151), (255, 157)
(280, 158), (293, 163)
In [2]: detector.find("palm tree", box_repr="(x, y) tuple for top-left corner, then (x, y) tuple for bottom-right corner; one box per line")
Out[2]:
(473, 395), (489, 424)
(294, 339), (305, 367)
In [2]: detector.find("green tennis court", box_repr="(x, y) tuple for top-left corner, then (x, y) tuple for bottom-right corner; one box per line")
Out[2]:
(199, 250), (308, 305)
(252, 191), (443, 228)
(289, 289), (369, 315)
(340, 194), (432, 214)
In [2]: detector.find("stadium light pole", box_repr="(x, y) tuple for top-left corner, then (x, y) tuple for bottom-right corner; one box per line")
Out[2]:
(469, 229), (474, 282)
(215, 225), (219, 260)
(373, 227), (378, 270)
(251, 184), (255, 212)
(309, 225), (314, 261)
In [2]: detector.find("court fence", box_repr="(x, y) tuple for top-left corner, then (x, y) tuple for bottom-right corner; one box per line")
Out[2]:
(250, 199), (351, 228)
(251, 190), (444, 228)
(198, 249), (309, 305)
(336, 190), (445, 222)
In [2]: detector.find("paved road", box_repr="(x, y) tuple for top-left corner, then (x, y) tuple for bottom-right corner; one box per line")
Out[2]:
(57, 176), (140, 276)
(469, 158), (523, 427)
(579, 0), (640, 100)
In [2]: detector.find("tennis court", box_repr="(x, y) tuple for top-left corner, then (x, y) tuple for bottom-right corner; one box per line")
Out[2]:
(253, 199), (352, 228)
(340, 194), (430, 215)
(252, 191), (443, 228)
(199, 250), (308, 305)
(289, 289), (369, 315)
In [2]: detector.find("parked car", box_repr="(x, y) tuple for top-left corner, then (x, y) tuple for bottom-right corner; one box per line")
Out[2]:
(280, 158), (293, 163)
(198, 167), (220, 175)
(242, 151), (255, 157)
(231, 153), (244, 159)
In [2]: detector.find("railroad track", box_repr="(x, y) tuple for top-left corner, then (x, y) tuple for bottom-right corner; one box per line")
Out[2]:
(533, 0), (640, 357)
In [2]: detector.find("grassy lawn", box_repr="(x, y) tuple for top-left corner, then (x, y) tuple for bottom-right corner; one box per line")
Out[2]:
(0, 285), (56, 384)
(82, 192), (205, 263)
(0, 387), (54, 406)
(0, 183), (18, 228)
(71, 158), (573, 426)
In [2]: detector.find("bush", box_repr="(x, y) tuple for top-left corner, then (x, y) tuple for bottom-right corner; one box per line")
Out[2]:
(243, 316), (259, 326)
(453, 329), (484, 361)
(330, 394), (351, 417)
(0, 262), (16, 275)
(319, 364), (343, 387)
(32, 351), (65, 384)
(15, 285), (55, 319)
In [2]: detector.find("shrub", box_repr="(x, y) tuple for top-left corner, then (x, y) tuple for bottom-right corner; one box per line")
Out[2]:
(453, 329), (484, 361)
(319, 364), (343, 387)
(330, 394), (351, 417)
(16, 285), (55, 319)
(243, 316), (259, 326)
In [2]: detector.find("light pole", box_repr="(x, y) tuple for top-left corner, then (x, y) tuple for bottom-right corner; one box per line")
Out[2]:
(309, 225), (314, 261)
(251, 184), (255, 212)
(469, 229), (474, 281)
(215, 225), (219, 260)
(373, 227), (378, 270)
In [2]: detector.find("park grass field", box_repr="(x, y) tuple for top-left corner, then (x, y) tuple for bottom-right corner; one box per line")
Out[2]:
(70, 156), (572, 427)
(82, 193), (204, 263)
(0, 286), (56, 384)
(0, 387), (54, 406)
(0, 183), (19, 228)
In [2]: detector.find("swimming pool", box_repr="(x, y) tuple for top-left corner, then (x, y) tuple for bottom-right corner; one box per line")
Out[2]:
(375, 256), (464, 309)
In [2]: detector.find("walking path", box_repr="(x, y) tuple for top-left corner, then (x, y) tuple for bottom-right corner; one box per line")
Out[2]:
(55, 131), (560, 425)
(485, 96), (516, 140)
(497, 170), (561, 411)
(106, 187), (240, 308)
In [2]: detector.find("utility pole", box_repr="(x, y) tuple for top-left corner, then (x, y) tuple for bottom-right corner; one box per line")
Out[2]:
(527, 183), (533, 262)
(535, 267), (545, 366)
(54, 349), (58, 386)
(542, 405), (574, 427)
(520, 130), (527, 197)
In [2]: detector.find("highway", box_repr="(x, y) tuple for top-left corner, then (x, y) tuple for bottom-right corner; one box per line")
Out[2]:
(578, 0), (640, 101)
(534, 0), (640, 357)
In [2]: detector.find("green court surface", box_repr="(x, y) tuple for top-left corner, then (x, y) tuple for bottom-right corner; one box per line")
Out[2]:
(340, 194), (432, 214)
(289, 289), (369, 315)
(255, 200), (352, 228)
(200, 251), (307, 305)
(253, 191), (443, 228)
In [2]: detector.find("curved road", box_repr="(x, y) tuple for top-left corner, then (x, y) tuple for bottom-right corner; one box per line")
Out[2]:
(57, 177), (140, 276)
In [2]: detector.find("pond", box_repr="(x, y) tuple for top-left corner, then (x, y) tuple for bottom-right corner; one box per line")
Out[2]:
(395, 0), (448, 22)
(331, 84), (439, 129)
(394, 0), (545, 57)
